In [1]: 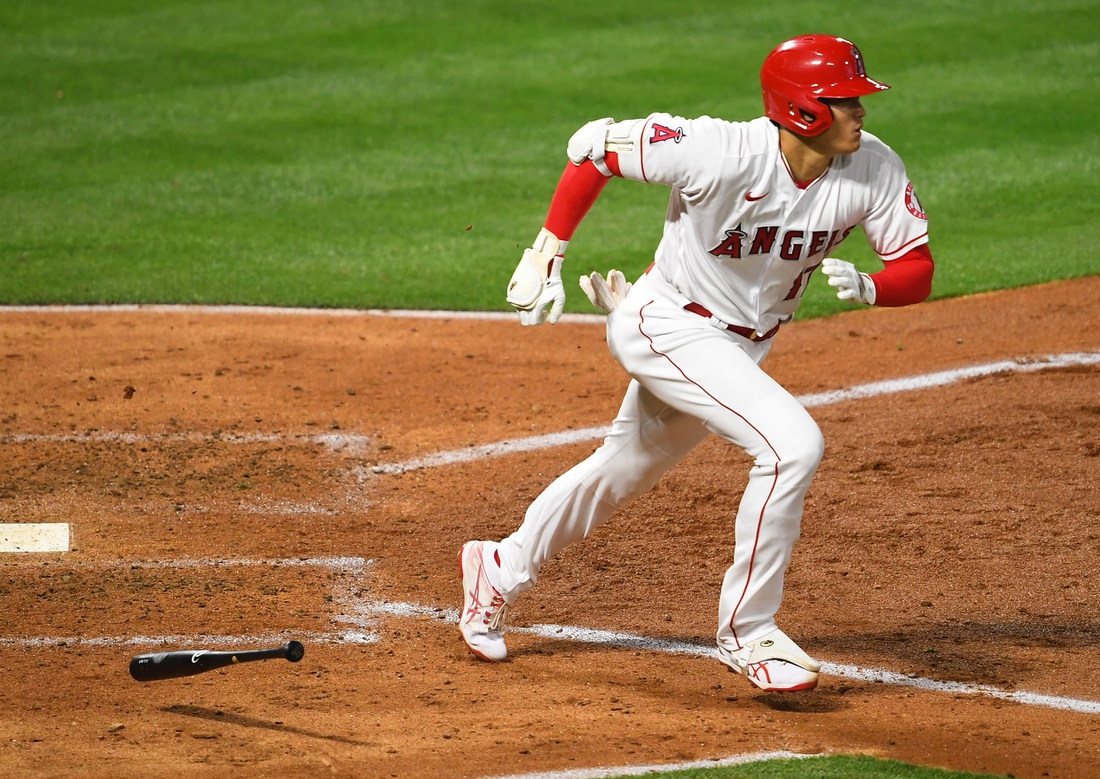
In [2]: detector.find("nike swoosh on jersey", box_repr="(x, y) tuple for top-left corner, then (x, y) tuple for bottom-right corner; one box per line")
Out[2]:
(745, 191), (769, 201)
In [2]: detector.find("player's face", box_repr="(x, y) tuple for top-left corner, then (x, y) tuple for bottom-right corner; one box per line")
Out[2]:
(817, 97), (866, 156)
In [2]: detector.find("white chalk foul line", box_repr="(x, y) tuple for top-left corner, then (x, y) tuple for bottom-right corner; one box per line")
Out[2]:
(0, 303), (604, 324)
(362, 600), (1100, 716)
(481, 751), (809, 779)
(373, 349), (1100, 474)
(797, 350), (1100, 407)
(819, 661), (1100, 715)
(369, 426), (611, 475)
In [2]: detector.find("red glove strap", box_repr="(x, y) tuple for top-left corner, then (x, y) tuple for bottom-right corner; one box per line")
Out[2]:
(543, 153), (622, 240)
(870, 244), (934, 307)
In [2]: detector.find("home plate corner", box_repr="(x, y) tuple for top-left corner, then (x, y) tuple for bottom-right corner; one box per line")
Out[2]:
(0, 523), (70, 553)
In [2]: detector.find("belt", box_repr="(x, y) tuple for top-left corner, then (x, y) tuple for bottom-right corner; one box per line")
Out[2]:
(683, 302), (780, 342)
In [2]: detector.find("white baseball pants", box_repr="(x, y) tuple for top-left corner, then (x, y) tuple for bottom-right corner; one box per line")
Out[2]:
(497, 269), (824, 648)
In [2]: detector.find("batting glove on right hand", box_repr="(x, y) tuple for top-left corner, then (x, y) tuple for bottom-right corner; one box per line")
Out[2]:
(507, 228), (566, 326)
(579, 269), (632, 313)
(821, 258), (877, 305)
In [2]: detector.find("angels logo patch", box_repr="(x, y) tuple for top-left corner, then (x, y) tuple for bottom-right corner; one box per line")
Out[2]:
(852, 47), (866, 77)
(905, 182), (927, 220)
(649, 123), (685, 144)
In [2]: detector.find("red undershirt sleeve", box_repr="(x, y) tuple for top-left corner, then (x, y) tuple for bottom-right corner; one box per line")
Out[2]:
(869, 243), (934, 307)
(543, 153), (622, 240)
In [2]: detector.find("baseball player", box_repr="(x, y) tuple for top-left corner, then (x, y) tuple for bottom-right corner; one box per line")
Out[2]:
(460, 35), (933, 691)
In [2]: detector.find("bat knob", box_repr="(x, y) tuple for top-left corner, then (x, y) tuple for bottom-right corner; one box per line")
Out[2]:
(285, 640), (305, 663)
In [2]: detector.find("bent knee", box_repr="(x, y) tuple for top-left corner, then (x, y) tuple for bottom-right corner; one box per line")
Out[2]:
(769, 426), (824, 477)
(800, 427), (826, 468)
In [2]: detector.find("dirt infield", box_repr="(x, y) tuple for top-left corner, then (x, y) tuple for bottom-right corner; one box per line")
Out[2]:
(1, 278), (1099, 779)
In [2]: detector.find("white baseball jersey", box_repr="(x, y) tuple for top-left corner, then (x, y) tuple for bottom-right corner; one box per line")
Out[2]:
(612, 114), (929, 334)
(488, 111), (931, 669)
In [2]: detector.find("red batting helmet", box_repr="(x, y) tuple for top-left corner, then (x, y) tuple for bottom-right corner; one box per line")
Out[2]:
(761, 35), (890, 136)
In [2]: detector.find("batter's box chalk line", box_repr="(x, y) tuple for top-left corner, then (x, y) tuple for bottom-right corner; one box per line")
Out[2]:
(0, 430), (372, 456)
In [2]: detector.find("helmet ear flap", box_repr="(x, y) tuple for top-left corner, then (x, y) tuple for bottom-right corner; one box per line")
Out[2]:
(762, 85), (833, 136)
(796, 104), (824, 129)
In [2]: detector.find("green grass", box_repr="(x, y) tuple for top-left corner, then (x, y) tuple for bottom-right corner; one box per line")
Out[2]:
(2, 0), (1098, 314)
(608, 754), (1004, 778)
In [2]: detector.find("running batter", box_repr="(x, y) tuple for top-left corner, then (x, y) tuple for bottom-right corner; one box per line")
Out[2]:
(460, 35), (934, 692)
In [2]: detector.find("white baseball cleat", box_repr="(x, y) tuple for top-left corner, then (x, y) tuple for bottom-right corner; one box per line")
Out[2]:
(458, 540), (510, 662)
(716, 628), (821, 692)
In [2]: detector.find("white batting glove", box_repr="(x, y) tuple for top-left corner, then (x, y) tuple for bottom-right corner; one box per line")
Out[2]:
(578, 269), (632, 313)
(821, 258), (877, 305)
(507, 228), (567, 326)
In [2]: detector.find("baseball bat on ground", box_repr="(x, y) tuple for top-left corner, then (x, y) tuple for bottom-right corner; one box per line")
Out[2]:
(129, 640), (305, 682)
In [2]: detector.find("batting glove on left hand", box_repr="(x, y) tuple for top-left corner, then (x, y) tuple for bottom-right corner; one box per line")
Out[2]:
(821, 258), (877, 305)
(579, 269), (631, 313)
(507, 228), (566, 326)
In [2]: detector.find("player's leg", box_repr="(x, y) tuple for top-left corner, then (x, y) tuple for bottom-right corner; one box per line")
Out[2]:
(496, 378), (709, 596)
(608, 271), (824, 689)
(707, 377), (824, 691)
(460, 378), (708, 661)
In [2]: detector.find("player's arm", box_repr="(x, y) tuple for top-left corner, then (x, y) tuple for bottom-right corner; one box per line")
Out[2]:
(506, 119), (629, 325)
(867, 244), (934, 306)
(823, 147), (934, 307)
(821, 244), (934, 307)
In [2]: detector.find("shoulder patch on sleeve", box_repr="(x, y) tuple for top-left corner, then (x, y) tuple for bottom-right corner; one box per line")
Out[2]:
(649, 123), (685, 144)
(905, 181), (928, 220)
